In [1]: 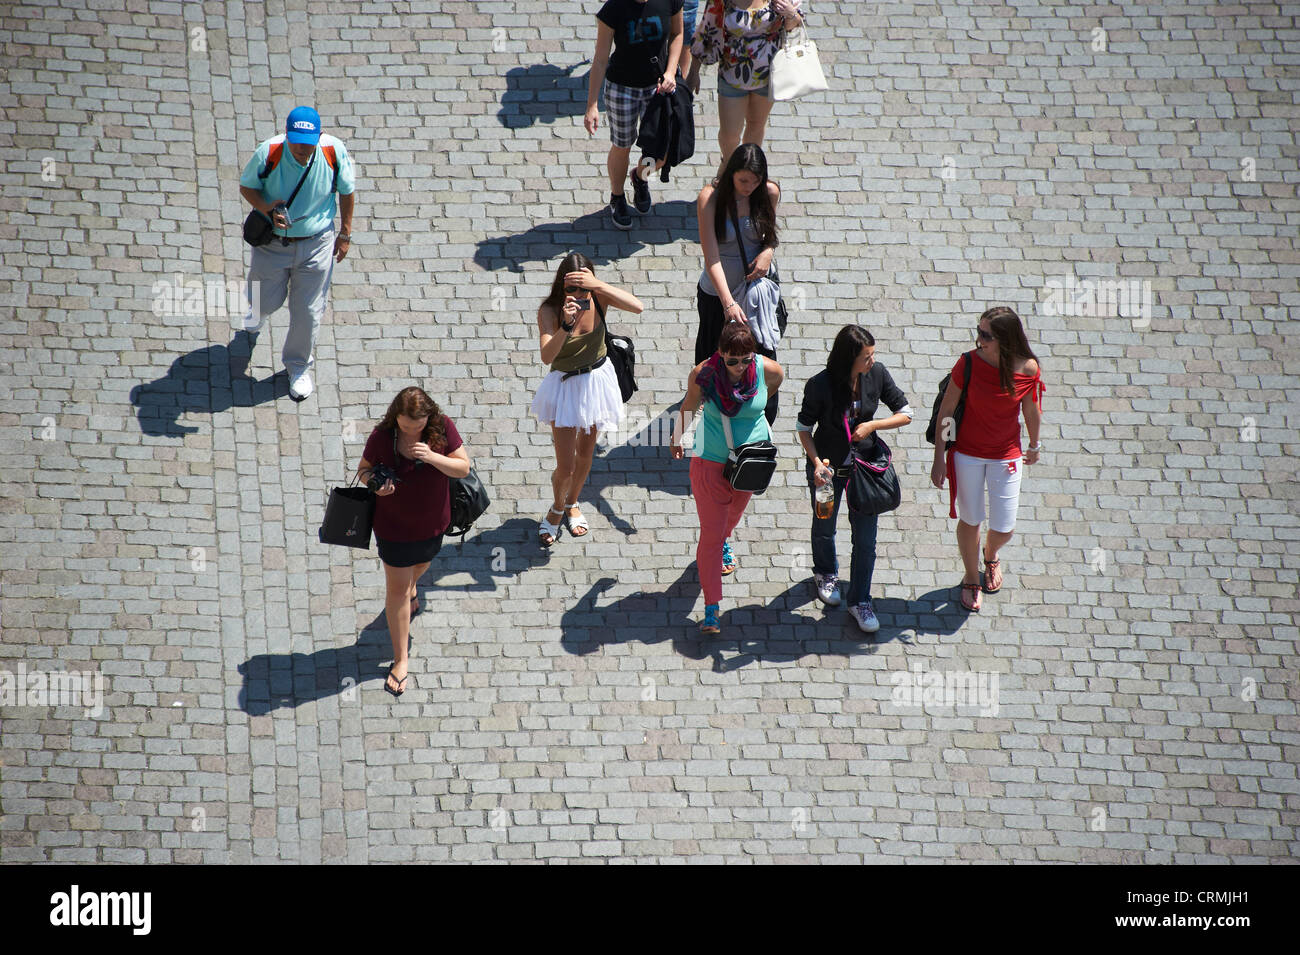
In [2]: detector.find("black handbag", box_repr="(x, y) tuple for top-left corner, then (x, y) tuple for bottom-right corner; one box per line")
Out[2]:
(318, 477), (375, 549)
(720, 405), (777, 494)
(844, 413), (901, 515)
(242, 147), (316, 247)
(446, 468), (490, 539)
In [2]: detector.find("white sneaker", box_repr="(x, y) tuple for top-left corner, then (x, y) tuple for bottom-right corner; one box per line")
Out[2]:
(288, 368), (313, 401)
(814, 573), (841, 607)
(849, 600), (880, 634)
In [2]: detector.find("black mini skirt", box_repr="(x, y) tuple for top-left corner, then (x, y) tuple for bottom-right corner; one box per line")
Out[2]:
(375, 533), (444, 568)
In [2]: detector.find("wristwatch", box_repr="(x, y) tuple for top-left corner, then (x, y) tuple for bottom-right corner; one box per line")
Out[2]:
(1027, 443), (1043, 452)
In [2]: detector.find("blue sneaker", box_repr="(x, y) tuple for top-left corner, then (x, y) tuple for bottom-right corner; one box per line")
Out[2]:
(721, 540), (737, 576)
(700, 603), (721, 634)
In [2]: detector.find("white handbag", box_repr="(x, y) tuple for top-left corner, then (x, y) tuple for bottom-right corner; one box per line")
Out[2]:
(769, 24), (828, 101)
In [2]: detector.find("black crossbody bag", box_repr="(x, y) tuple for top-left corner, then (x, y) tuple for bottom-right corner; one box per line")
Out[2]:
(242, 148), (316, 247)
(720, 402), (777, 493)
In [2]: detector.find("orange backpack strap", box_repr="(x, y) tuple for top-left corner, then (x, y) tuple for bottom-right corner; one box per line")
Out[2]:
(258, 140), (284, 179)
(322, 144), (339, 193)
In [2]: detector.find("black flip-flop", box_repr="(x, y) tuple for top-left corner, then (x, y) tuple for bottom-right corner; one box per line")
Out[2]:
(384, 666), (408, 697)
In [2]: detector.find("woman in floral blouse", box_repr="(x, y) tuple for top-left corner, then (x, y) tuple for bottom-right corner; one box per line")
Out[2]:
(686, 0), (805, 176)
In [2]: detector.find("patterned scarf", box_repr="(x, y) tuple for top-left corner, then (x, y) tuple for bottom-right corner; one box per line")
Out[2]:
(696, 353), (758, 417)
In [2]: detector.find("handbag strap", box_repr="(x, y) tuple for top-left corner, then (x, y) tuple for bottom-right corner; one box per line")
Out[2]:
(720, 405), (738, 451)
(281, 148), (317, 214)
(728, 201), (750, 277)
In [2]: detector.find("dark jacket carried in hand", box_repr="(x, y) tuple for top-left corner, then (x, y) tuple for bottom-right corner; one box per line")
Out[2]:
(636, 84), (695, 183)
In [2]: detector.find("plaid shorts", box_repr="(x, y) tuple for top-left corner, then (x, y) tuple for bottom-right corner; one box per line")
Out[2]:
(601, 78), (656, 148)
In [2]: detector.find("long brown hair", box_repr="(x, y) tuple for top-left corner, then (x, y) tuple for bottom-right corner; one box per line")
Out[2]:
(713, 144), (778, 251)
(981, 306), (1039, 395)
(377, 386), (447, 452)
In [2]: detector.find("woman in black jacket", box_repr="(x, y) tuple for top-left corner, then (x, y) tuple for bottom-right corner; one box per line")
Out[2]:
(796, 326), (912, 633)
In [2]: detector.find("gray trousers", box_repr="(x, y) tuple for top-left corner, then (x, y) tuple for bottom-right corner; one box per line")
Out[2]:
(244, 226), (335, 374)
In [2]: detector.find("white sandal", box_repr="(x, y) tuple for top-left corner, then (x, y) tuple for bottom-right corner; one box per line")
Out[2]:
(564, 502), (589, 538)
(539, 506), (563, 547)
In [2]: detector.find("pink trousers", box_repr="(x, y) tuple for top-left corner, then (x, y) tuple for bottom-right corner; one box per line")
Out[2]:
(690, 456), (753, 605)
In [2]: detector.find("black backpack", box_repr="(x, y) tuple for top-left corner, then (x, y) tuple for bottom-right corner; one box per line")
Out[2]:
(446, 468), (490, 539)
(925, 351), (974, 449)
(605, 330), (637, 402)
(594, 301), (637, 402)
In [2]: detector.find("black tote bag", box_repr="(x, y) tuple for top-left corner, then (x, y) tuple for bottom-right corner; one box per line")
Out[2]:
(319, 482), (375, 549)
(844, 414), (901, 515)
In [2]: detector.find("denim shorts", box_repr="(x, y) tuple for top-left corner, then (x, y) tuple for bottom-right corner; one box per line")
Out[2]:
(718, 75), (770, 99)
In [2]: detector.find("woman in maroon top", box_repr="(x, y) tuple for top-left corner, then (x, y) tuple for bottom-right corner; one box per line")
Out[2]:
(930, 307), (1043, 612)
(356, 386), (471, 696)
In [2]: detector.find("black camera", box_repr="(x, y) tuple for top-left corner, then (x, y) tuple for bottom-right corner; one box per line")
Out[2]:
(366, 463), (400, 492)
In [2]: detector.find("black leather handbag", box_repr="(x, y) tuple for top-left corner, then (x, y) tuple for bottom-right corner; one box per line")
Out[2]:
(844, 414), (901, 515)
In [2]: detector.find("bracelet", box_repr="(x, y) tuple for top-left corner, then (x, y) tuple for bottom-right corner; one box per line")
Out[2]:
(1027, 444), (1042, 452)
(559, 321), (575, 333)
(338, 232), (351, 240)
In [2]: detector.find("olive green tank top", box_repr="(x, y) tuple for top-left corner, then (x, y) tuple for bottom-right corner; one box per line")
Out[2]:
(550, 305), (607, 373)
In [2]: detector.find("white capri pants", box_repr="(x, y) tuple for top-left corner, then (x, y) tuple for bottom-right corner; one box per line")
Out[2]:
(953, 450), (1023, 533)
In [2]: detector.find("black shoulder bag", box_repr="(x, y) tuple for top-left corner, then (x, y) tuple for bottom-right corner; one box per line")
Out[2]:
(720, 401), (778, 494)
(242, 147), (316, 247)
(844, 412), (901, 515)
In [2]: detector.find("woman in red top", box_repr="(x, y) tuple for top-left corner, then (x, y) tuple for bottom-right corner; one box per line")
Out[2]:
(356, 386), (471, 696)
(930, 307), (1043, 612)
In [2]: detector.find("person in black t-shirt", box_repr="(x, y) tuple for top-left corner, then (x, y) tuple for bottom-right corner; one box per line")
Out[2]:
(585, 0), (684, 229)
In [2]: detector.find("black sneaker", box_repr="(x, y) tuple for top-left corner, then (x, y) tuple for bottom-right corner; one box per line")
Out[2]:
(609, 193), (633, 230)
(630, 170), (652, 213)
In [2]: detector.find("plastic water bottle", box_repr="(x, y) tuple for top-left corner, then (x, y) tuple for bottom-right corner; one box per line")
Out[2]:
(814, 459), (834, 519)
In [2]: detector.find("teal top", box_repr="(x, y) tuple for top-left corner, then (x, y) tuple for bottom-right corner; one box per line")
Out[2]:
(693, 361), (771, 464)
(239, 134), (357, 237)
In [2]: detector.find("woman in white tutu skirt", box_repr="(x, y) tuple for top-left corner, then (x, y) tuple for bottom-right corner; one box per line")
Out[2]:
(532, 252), (643, 546)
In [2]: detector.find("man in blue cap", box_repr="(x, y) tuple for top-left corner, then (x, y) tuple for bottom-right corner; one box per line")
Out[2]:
(239, 106), (356, 401)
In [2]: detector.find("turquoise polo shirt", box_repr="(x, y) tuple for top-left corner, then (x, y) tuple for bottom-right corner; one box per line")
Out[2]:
(239, 133), (356, 238)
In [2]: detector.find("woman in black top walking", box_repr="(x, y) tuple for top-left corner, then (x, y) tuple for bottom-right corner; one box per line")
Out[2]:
(796, 325), (912, 633)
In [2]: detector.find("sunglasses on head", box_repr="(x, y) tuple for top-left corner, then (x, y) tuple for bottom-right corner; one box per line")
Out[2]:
(724, 354), (755, 367)
(976, 327), (994, 342)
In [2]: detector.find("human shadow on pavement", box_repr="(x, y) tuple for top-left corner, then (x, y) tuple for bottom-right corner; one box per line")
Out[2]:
(474, 201), (698, 274)
(237, 624), (394, 716)
(582, 403), (692, 537)
(496, 61), (590, 129)
(129, 330), (284, 436)
(560, 569), (976, 672)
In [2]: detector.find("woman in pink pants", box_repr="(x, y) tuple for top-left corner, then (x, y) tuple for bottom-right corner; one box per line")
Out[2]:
(671, 321), (783, 634)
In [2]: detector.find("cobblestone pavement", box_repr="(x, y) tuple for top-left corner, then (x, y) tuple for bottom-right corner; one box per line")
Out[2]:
(1, 1), (1298, 864)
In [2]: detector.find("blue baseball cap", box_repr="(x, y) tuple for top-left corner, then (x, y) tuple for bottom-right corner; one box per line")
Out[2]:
(285, 106), (321, 144)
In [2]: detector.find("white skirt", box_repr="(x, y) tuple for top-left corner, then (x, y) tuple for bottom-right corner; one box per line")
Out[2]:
(531, 360), (625, 433)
